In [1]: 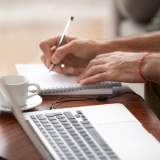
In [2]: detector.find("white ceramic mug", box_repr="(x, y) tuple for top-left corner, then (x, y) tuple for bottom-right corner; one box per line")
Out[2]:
(0, 75), (40, 108)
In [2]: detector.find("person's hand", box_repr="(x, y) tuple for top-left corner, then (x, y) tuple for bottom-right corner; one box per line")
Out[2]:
(40, 35), (102, 75)
(76, 52), (148, 84)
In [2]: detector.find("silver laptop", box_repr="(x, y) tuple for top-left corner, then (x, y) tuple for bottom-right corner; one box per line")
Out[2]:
(0, 78), (160, 160)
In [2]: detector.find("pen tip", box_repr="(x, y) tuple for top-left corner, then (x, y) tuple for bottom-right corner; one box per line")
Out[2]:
(71, 16), (74, 20)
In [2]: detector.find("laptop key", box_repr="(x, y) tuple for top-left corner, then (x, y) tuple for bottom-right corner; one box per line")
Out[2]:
(63, 112), (75, 119)
(66, 141), (75, 145)
(86, 128), (106, 146)
(47, 130), (56, 134)
(58, 144), (67, 148)
(42, 133), (49, 137)
(58, 130), (67, 135)
(64, 125), (72, 129)
(83, 136), (92, 140)
(47, 117), (57, 121)
(35, 122), (41, 126)
(56, 141), (64, 145)
(78, 143), (86, 147)
(50, 120), (59, 124)
(59, 118), (67, 122)
(52, 137), (61, 141)
(50, 133), (58, 137)
(45, 126), (54, 130)
(92, 147), (100, 151)
(77, 129), (86, 133)
(61, 148), (69, 152)
(72, 148), (79, 152)
(69, 145), (77, 149)
(45, 137), (51, 141)
(38, 126), (43, 130)
(105, 151), (114, 154)
(69, 119), (78, 123)
(69, 132), (78, 136)
(61, 122), (70, 125)
(52, 123), (61, 127)
(74, 126), (83, 130)
(82, 117), (88, 121)
(74, 114), (81, 118)
(33, 119), (38, 122)
(84, 150), (92, 154)
(40, 119), (48, 123)
(42, 123), (51, 127)
(40, 129), (46, 133)
(72, 122), (80, 126)
(82, 124), (93, 129)
(72, 135), (80, 139)
(108, 154), (118, 158)
(30, 115), (36, 119)
(36, 114), (46, 120)
(56, 115), (65, 119)
(85, 139), (94, 144)
(55, 127), (64, 131)
(60, 134), (69, 138)
(76, 110), (82, 114)
(45, 112), (62, 117)
(75, 139), (84, 143)
(80, 120), (90, 124)
(67, 128), (75, 132)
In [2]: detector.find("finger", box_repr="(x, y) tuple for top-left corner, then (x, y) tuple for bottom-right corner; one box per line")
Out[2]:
(40, 42), (52, 67)
(39, 36), (61, 67)
(76, 58), (107, 82)
(51, 40), (79, 64)
(44, 35), (76, 47)
(53, 65), (84, 76)
(79, 72), (107, 85)
(41, 55), (48, 68)
(76, 64), (107, 82)
(51, 46), (57, 54)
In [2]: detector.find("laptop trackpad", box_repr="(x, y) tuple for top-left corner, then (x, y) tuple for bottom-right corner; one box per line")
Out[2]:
(98, 121), (151, 144)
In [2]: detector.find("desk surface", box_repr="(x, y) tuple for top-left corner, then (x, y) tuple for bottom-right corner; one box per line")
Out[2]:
(0, 85), (160, 160)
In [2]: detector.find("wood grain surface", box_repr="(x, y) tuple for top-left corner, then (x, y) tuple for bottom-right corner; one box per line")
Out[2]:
(0, 85), (160, 160)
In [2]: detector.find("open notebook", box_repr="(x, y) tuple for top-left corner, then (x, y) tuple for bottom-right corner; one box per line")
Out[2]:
(15, 64), (121, 95)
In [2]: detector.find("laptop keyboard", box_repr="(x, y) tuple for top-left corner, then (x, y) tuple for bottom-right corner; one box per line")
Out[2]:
(30, 111), (120, 160)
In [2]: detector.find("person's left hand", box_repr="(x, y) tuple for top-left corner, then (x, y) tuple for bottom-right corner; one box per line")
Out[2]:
(76, 52), (147, 84)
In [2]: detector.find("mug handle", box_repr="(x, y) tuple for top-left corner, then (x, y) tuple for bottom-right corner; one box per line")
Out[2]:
(27, 83), (40, 99)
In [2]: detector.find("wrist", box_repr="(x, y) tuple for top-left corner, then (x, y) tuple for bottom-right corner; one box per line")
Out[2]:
(95, 40), (116, 54)
(141, 53), (160, 84)
(97, 39), (128, 54)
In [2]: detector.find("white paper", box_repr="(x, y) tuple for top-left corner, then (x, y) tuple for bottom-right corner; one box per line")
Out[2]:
(15, 64), (114, 95)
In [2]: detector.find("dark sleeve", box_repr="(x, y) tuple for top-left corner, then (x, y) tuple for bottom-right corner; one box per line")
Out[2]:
(115, 0), (160, 22)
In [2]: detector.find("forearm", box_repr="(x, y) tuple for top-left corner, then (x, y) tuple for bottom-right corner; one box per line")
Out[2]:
(142, 53), (160, 84)
(98, 31), (160, 53)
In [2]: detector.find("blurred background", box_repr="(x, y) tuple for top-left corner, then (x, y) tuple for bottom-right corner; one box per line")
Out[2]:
(0, 0), (109, 75)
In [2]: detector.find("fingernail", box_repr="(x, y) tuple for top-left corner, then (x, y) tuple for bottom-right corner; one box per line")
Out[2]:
(80, 80), (84, 84)
(52, 55), (59, 63)
(76, 76), (80, 82)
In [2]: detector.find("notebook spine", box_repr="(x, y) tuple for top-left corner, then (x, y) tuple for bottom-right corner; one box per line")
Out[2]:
(29, 81), (121, 94)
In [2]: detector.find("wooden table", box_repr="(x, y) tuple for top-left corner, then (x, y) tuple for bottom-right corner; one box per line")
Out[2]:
(0, 85), (160, 160)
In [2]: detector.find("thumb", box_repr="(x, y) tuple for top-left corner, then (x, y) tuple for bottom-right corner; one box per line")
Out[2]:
(51, 41), (77, 64)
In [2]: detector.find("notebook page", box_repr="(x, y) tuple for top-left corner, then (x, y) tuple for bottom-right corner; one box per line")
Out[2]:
(15, 64), (79, 89)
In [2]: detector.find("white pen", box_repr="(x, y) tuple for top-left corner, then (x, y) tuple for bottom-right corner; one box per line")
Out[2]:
(49, 16), (74, 72)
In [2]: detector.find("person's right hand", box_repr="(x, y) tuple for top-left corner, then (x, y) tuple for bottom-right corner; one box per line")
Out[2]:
(40, 35), (102, 75)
